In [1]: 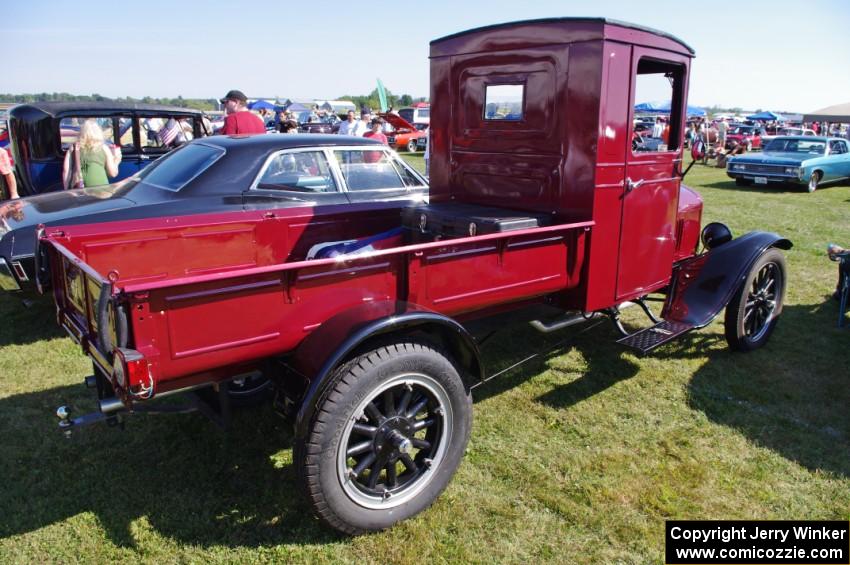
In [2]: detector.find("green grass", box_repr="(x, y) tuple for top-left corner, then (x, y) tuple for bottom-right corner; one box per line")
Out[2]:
(1, 155), (849, 563)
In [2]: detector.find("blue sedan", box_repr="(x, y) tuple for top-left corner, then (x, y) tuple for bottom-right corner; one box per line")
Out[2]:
(726, 136), (850, 192)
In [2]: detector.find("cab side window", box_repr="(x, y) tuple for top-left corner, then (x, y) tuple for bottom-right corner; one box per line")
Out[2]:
(632, 58), (686, 153)
(829, 140), (847, 154)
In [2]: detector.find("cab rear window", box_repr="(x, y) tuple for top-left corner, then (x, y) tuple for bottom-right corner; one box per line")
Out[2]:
(141, 143), (224, 191)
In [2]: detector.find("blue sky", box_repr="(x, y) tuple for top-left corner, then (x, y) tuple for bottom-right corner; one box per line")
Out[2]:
(4, 0), (849, 113)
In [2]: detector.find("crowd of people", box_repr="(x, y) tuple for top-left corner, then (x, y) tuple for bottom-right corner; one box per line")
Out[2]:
(216, 89), (431, 174)
(0, 89), (432, 199)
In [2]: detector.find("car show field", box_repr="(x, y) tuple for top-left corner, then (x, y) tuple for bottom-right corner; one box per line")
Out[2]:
(0, 154), (848, 562)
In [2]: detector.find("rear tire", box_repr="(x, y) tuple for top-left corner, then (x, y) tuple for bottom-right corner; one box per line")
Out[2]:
(724, 248), (786, 352)
(807, 171), (821, 192)
(296, 342), (472, 535)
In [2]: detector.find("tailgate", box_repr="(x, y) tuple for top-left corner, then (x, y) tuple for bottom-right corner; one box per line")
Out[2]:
(44, 235), (125, 379)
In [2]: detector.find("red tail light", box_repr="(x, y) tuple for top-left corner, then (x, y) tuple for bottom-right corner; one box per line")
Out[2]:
(113, 347), (153, 399)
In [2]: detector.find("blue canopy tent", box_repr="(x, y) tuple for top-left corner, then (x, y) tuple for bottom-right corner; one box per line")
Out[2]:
(746, 111), (786, 122)
(248, 99), (276, 111)
(635, 100), (706, 116)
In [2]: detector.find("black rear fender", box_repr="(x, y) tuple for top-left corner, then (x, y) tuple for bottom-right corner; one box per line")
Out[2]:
(285, 300), (483, 439)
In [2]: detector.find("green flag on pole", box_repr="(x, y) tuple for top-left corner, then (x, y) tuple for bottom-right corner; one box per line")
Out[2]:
(377, 78), (388, 112)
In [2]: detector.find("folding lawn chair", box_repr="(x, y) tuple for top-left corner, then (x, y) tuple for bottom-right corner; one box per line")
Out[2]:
(828, 244), (850, 327)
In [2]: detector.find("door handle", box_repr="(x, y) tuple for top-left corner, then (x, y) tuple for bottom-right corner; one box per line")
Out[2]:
(625, 177), (645, 193)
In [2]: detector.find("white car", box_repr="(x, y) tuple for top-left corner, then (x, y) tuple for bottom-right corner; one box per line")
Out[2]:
(761, 127), (816, 145)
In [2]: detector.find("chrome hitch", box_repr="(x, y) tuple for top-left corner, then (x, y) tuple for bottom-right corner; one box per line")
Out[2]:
(56, 405), (119, 437)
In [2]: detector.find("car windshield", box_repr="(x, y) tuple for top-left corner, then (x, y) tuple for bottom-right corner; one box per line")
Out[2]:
(763, 138), (826, 155)
(140, 142), (225, 191)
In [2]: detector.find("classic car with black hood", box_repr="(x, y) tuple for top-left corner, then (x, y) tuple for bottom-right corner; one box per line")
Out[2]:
(0, 134), (427, 293)
(726, 136), (850, 192)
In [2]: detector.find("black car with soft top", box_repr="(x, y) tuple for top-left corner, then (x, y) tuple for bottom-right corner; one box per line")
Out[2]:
(7, 102), (209, 197)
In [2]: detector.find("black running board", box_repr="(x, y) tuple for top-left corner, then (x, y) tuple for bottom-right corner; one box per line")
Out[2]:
(616, 320), (694, 354)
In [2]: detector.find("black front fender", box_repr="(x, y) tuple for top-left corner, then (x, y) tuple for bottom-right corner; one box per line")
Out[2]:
(663, 231), (792, 327)
(288, 300), (483, 440)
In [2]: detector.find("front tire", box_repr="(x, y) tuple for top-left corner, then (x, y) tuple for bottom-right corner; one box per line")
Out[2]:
(807, 171), (821, 192)
(724, 248), (786, 351)
(297, 342), (472, 535)
(407, 139), (418, 152)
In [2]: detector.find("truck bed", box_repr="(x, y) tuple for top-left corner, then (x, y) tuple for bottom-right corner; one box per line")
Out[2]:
(44, 202), (592, 397)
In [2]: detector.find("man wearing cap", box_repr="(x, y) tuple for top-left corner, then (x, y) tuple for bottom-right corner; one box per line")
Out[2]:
(219, 90), (266, 135)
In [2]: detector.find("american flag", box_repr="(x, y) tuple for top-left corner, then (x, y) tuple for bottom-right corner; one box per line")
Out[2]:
(158, 119), (180, 147)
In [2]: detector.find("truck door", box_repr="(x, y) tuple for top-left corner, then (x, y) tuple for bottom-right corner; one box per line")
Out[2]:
(617, 50), (689, 301)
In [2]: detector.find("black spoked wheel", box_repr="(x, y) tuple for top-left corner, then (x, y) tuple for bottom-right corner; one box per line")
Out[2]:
(724, 248), (786, 352)
(338, 373), (450, 508)
(297, 342), (471, 535)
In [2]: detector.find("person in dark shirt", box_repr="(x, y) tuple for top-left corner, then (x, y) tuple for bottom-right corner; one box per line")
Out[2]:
(218, 90), (266, 135)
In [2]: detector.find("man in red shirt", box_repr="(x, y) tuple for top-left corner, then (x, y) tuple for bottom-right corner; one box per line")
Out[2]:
(218, 90), (266, 135)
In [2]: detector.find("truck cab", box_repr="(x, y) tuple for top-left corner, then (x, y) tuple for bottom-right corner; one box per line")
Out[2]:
(429, 18), (701, 312)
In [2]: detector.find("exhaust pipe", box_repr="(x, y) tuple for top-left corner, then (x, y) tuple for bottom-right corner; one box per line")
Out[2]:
(99, 397), (125, 414)
(530, 312), (600, 333)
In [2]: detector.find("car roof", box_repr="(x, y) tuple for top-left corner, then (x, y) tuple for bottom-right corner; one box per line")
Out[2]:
(178, 134), (389, 195)
(9, 101), (204, 117)
(199, 133), (383, 150)
(431, 17), (694, 55)
(769, 136), (829, 142)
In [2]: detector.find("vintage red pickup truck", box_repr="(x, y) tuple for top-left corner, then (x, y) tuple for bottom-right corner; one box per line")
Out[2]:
(42, 18), (790, 534)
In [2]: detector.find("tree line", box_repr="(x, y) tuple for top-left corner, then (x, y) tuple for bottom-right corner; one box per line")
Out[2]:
(0, 89), (429, 113)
